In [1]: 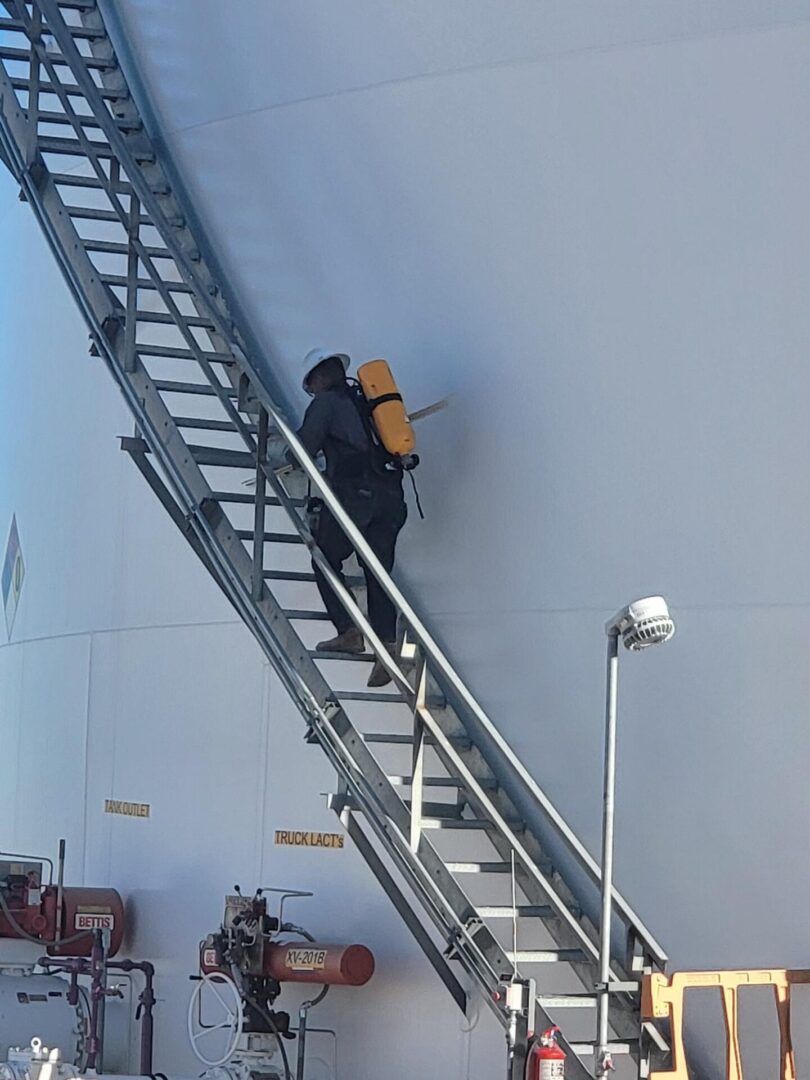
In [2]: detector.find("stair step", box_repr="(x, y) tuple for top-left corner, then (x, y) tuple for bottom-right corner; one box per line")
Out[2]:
(403, 800), (462, 819)
(506, 949), (586, 964)
(154, 380), (237, 398)
(271, 572), (363, 587)
(282, 570), (362, 587)
(476, 905), (553, 919)
(139, 345), (233, 365)
(173, 416), (253, 434)
(85, 238), (172, 259)
(39, 133), (113, 157)
(336, 690), (409, 704)
(28, 110), (141, 132)
(0, 45), (116, 70)
(39, 135), (157, 166)
(0, 17), (106, 40)
(446, 862), (512, 874)
(52, 173), (132, 192)
(388, 775), (495, 789)
(10, 76), (122, 101)
(236, 528), (303, 545)
(308, 647), (373, 661)
(193, 448), (255, 469)
(569, 1042), (635, 1056)
(420, 817), (498, 830)
(282, 609), (331, 622)
(339, 688), (447, 705)
(136, 309), (215, 330)
(217, 493), (305, 509)
(210, 490), (256, 504)
(69, 205), (150, 224)
(101, 273), (193, 293)
(268, 570), (320, 584)
(364, 732), (471, 748)
(536, 994), (597, 1010)
(403, 802), (524, 834)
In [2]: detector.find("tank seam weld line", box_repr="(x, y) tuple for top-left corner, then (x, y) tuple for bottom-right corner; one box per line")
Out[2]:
(409, 600), (810, 618)
(162, 17), (810, 138)
(3, 600), (809, 651)
(0, 616), (245, 650)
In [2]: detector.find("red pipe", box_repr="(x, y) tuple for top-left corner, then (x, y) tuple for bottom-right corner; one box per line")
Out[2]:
(263, 942), (374, 986)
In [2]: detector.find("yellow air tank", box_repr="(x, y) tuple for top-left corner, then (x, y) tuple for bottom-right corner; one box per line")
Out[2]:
(357, 359), (416, 458)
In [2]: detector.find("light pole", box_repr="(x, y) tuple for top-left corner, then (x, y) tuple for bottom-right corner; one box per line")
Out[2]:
(596, 596), (675, 1076)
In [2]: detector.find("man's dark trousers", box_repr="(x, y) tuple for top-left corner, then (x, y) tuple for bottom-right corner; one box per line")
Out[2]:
(313, 483), (407, 642)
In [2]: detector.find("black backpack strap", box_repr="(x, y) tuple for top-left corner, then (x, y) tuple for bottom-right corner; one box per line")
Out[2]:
(367, 391), (403, 410)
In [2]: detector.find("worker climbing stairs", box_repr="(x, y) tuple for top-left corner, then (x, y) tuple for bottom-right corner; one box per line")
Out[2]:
(0, 3), (671, 1076)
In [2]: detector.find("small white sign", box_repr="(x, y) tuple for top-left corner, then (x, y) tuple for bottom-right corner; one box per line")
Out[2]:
(75, 912), (115, 931)
(2, 516), (24, 639)
(286, 947), (327, 971)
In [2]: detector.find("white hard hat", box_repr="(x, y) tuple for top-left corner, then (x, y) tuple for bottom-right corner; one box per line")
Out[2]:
(301, 348), (350, 391)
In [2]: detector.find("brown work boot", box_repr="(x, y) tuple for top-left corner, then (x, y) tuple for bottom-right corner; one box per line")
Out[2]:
(316, 627), (364, 654)
(367, 644), (395, 688)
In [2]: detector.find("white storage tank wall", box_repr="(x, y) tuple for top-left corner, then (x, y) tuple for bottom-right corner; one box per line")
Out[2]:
(0, 169), (503, 1077)
(102, 0), (810, 1060)
(3, 1), (810, 1074)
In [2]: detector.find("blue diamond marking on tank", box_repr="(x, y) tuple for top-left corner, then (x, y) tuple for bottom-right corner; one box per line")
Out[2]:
(2, 514), (25, 638)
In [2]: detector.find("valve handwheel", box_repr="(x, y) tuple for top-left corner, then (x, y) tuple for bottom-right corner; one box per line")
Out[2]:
(187, 972), (244, 1067)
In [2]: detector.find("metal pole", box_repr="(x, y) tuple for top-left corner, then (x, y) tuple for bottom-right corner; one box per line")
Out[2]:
(295, 1004), (308, 1080)
(296, 986), (328, 1080)
(596, 631), (620, 1075)
(54, 838), (65, 945)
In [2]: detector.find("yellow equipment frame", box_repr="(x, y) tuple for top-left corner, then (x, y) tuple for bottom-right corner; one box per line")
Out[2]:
(643, 969), (810, 1080)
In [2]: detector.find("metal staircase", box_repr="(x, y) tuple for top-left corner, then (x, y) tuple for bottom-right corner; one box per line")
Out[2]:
(0, 3), (669, 1075)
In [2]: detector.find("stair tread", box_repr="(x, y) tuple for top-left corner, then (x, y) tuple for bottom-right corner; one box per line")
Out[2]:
(154, 380), (237, 398)
(173, 416), (253, 433)
(85, 238), (172, 258)
(308, 648), (374, 661)
(446, 862), (512, 874)
(568, 1042), (635, 1056)
(39, 133), (113, 156)
(536, 994), (597, 1009)
(235, 528), (303, 544)
(476, 905), (553, 918)
(28, 109), (141, 131)
(139, 345), (233, 364)
(388, 774), (497, 789)
(68, 204), (150, 221)
(101, 273), (193, 293)
(214, 492), (306, 509)
(337, 690), (446, 706)
(282, 609), (331, 621)
(136, 309), (214, 329)
(505, 948), (586, 963)
(11, 76), (121, 101)
(336, 690), (409, 704)
(403, 800), (462, 818)
(0, 17), (106, 40)
(0, 45), (115, 70)
(52, 173), (132, 191)
(404, 802), (523, 832)
(419, 817), (499, 830)
(364, 732), (471, 748)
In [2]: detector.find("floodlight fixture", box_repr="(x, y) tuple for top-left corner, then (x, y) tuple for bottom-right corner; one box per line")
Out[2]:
(596, 596), (675, 1077)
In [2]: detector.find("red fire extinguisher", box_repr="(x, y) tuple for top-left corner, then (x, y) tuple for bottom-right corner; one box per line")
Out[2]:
(527, 1026), (566, 1080)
